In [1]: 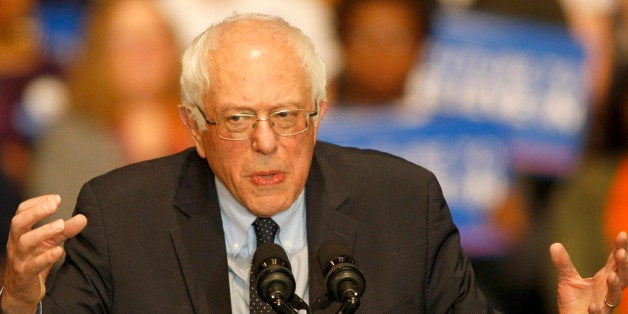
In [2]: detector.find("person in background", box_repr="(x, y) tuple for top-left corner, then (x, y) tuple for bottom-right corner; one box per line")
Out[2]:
(0, 0), (69, 199)
(1, 13), (628, 314)
(27, 0), (193, 225)
(558, 0), (617, 153)
(330, 0), (432, 105)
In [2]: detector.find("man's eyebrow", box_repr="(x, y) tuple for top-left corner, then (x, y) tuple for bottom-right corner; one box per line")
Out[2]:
(270, 101), (306, 111)
(217, 104), (255, 114)
(217, 101), (306, 114)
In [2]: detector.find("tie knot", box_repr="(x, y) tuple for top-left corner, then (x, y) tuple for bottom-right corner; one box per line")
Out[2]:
(253, 218), (279, 246)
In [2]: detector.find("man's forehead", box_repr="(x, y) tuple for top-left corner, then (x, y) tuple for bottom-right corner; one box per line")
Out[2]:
(209, 29), (301, 76)
(249, 49), (262, 59)
(216, 35), (293, 59)
(212, 19), (296, 54)
(202, 20), (309, 109)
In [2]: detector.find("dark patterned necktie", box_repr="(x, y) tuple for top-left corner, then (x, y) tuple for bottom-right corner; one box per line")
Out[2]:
(250, 217), (279, 313)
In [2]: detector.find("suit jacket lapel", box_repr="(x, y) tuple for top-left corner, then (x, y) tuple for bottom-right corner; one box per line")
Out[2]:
(171, 153), (231, 312)
(306, 146), (357, 308)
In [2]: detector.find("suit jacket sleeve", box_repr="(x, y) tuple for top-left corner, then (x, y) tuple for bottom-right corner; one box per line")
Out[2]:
(423, 172), (495, 313)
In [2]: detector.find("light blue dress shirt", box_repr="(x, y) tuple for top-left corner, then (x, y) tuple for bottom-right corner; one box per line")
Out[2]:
(215, 178), (309, 313)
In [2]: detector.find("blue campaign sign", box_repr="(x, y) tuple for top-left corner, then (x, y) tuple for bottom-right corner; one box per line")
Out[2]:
(320, 9), (588, 256)
(318, 108), (512, 257)
(405, 8), (589, 176)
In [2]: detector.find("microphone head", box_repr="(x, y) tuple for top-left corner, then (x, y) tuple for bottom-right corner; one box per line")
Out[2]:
(317, 240), (366, 302)
(252, 242), (292, 272)
(252, 243), (296, 304)
(317, 240), (355, 275)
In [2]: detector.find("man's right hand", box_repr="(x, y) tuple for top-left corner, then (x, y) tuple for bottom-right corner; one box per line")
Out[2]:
(1, 195), (87, 313)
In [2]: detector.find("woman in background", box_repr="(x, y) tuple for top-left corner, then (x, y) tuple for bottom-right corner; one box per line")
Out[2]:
(330, 0), (431, 106)
(27, 0), (192, 224)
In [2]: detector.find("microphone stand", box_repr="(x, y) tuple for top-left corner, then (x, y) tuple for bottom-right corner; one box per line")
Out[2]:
(337, 294), (360, 314)
(269, 294), (297, 314)
(313, 291), (360, 314)
(289, 294), (312, 314)
(314, 293), (333, 311)
(268, 292), (312, 314)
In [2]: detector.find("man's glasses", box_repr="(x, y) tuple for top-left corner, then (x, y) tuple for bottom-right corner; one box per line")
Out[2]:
(198, 108), (318, 140)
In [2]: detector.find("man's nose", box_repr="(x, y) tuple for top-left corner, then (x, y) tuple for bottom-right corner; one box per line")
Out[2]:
(251, 118), (278, 154)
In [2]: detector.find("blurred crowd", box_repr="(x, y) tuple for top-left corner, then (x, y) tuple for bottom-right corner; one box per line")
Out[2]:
(0, 0), (626, 313)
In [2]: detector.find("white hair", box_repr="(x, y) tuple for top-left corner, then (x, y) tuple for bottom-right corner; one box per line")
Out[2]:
(180, 13), (327, 130)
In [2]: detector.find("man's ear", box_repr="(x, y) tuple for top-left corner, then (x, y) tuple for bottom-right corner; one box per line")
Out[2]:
(177, 105), (207, 158)
(313, 100), (328, 128)
(318, 100), (329, 120)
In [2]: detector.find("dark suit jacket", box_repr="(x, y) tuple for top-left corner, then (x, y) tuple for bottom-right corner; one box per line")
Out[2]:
(44, 142), (495, 313)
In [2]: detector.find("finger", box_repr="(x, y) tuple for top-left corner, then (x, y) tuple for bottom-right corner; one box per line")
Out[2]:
(550, 242), (581, 279)
(14, 215), (88, 257)
(62, 214), (88, 238)
(588, 302), (599, 314)
(613, 231), (628, 288)
(14, 195), (60, 215)
(44, 214), (89, 247)
(615, 231), (627, 251)
(604, 272), (622, 310)
(588, 303), (612, 314)
(10, 195), (61, 238)
(614, 247), (628, 288)
(26, 246), (65, 277)
(15, 219), (66, 255)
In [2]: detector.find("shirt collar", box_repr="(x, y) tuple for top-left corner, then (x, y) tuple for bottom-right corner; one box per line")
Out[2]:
(216, 178), (306, 258)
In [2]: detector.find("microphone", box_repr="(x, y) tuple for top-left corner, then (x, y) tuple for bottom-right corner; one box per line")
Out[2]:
(316, 241), (366, 314)
(252, 243), (297, 313)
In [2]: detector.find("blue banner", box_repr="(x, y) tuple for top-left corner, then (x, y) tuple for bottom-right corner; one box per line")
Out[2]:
(320, 9), (588, 256)
(405, 8), (588, 176)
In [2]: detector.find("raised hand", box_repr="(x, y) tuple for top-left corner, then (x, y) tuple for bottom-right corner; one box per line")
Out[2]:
(1, 195), (87, 313)
(551, 231), (628, 313)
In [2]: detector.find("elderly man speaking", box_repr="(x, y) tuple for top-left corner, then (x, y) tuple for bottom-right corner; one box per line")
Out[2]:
(2, 13), (627, 314)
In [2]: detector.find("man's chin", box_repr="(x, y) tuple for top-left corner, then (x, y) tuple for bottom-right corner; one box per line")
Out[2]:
(245, 196), (293, 218)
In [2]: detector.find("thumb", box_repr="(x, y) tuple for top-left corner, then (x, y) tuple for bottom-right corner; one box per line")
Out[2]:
(550, 242), (582, 280)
